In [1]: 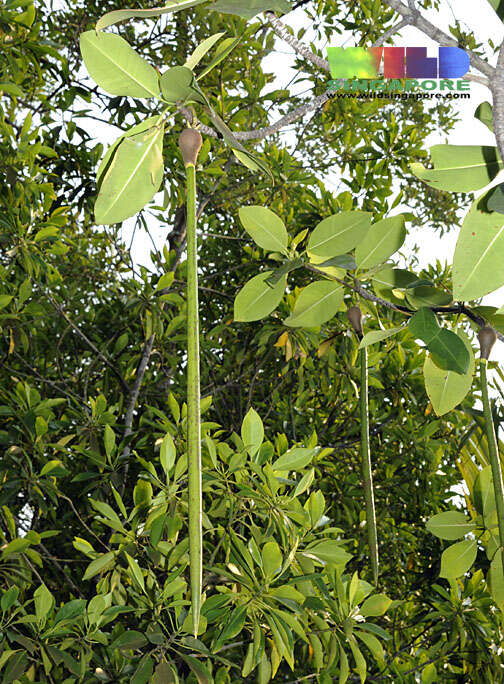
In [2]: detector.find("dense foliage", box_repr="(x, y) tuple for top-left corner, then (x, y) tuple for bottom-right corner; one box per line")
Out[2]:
(2, 0), (504, 681)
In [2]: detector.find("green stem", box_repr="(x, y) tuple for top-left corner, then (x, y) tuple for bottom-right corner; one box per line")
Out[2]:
(480, 359), (504, 572)
(185, 162), (202, 637)
(360, 346), (379, 585)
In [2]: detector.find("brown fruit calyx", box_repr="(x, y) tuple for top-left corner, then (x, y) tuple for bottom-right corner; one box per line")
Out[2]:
(347, 306), (363, 337)
(478, 325), (497, 361)
(178, 128), (202, 166)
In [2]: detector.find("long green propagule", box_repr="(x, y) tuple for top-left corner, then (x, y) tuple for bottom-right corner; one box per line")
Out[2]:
(178, 127), (203, 637)
(348, 305), (379, 585)
(478, 326), (504, 572)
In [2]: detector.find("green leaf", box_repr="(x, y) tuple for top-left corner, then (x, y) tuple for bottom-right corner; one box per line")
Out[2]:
(406, 286), (452, 309)
(423, 330), (475, 416)
(0, 82), (23, 97)
(160, 433), (176, 475)
(2, 652), (28, 684)
(293, 468), (315, 497)
(89, 498), (121, 524)
(372, 267), (417, 305)
(34, 583), (54, 622)
(238, 206), (288, 255)
(234, 272), (286, 322)
(307, 211), (372, 260)
(96, 0), (208, 31)
(348, 635), (366, 684)
(272, 447), (314, 472)
(241, 407), (264, 458)
(356, 631), (385, 666)
(213, 604), (247, 651)
(97, 117), (161, 188)
(408, 308), (470, 375)
(211, 0), (291, 19)
(479, 182), (504, 215)
(303, 540), (352, 566)
(104, 424), (115, 458)
(474, 466), (496, 519)
(487, 0), (504, 20)
(452, 199), (504, 301)
(185, 32), (226, 70)
(95, 122), (164, 224)
(426, 511), (477, 540)
(1, 586), (19, 612)
(358, 326), (403, 349)
(410, 145), (503, 192)
(111, 630), (149, 650)
(439, 539), (477, 578)
(355, 215), (406, 269)
(2, 537), (31, 556)
(83, 551), (116, 580)
(0, 295), (13, 310)
(360, 593), (392, 617)
(80, 31), (159, 98)
(125, 552), (145, 592)
(181, 654), (214, 684)
(284, 281), (343, 328)
(475, 101), (494, 132)
(488, 552), (504, 608)
(197, 35), (242, 80)
(262, 542), (283, 580)
(160, 66), (205, 104)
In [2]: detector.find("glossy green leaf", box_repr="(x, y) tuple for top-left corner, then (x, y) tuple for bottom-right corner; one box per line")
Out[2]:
(111, 630), (148, 650)
(211, 0), (291, 19)
(475, 101), (494, 132)
(474, 466), (496, 519)
(478, 183), (504, 215)
(83, 551), (116, 580)
(160, 433), (176, 474)
(408, 308), (470, 375)
(239, 206), (288, 255)
(303, 540), (352, 566)
(1, 586), (19, 612)
(293, 468), (315, 497)
(487, 0), (504, 20)
(185, 33), (226, 70)
(34, 583), (54, 622)
(234, 272), (286, 322)
(406, 286), (452, 309)
(96, 117), (161, 188)
(423, 330), (474, 416)
(160, 66), (205, 104)
(488, 553), (504, 608)
(372, 267), (417, 305)
(411, 145), (503, 192)
(284, 281), (343, 328)
(307, 211), (372, 260)
(360, 593), (392, 617)
(426, 511), (476, 540)
(453, 200), (504, 300)
(356, 630), (385, 666)
(197, 35), (242, 80)
(440, 539), (477, 578)
(181, 655), (213, 684)
(80, 31), (159, 98)
(355, 215), (406, 269)
(262, 541), (283, 580)
(0, 82), (23, 97)
(359, 326), (403, 349)
(213, 604), (247, 652)
(125, 552), (145, 591)
(95, 122), (164, 224)
(96, 0), (208, 31)
(272, 447), (314, 471)
(241, 407), (264, 457)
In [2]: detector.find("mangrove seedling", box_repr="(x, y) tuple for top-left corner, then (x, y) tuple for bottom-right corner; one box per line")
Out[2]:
(478, 325), (504, 572)
(179, 127), (203, 637)
(348, 305), (379, 584)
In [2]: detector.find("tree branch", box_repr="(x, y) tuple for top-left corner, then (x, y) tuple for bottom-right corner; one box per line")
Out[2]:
(264, 11), (330, 72)
(493, 43), (504, 163)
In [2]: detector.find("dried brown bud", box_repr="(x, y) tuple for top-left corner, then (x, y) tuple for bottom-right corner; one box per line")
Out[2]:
(347, 306), (363, 337)
(178, 128), (202, 166)
(478, 325), (497, 361)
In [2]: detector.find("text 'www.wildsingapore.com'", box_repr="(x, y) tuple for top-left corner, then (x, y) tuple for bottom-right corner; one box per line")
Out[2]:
(328, 85), (471, 101)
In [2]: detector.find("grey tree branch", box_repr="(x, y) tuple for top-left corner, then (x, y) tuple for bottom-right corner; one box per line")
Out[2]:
(264, 11), (330, 72)
(493, 43), (504, 163)
(381, 0), (495, 79)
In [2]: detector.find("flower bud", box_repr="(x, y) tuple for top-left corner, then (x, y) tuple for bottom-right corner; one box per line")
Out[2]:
(347, 306), (363, 337)
(478, 325), (497, 361)
(178, 128), (202, 166)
